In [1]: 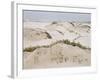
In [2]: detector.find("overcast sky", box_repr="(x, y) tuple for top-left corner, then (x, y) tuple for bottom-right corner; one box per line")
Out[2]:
(23, 10), (91, 22)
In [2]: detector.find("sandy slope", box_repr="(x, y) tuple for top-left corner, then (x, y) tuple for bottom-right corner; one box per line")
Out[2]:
(23, 43), (90, 69)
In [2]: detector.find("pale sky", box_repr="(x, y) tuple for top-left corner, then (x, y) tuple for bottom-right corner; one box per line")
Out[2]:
(23, 10), (91, 22)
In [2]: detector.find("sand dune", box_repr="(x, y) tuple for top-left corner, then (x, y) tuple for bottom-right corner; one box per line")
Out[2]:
(23, 21), (91, 69)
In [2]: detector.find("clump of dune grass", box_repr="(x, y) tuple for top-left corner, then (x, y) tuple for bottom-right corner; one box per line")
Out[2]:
(45, 32), (52, 39)
(63, 40), (88, 49)
(63, 40), (71, 44)
(51, 21), (58, 24)
(75, 42), (87, 49)
(23, 47), (36, 52)
(69, 22), (75, 26)
(70, 41), (76, 46)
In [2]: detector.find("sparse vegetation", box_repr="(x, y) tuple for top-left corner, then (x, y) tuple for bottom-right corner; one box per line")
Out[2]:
(63, 40), (71, 44)
(69, 22), (75, 26)
(63, 40), (88, 49)
(81, 25), (91, 29)
(56, 30), (64, 35)
(45, 32), (52, 39)
(23, 47), (36, 52)
(51, 21), (58, 24)
(23, 39), (90, 52)
(70, 41), (77, 46)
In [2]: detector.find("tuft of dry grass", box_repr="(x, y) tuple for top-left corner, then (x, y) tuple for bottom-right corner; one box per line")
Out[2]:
(23, 47), (36, 52)
(51, 21), (58, 24)
(45, 32), (52, 39)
